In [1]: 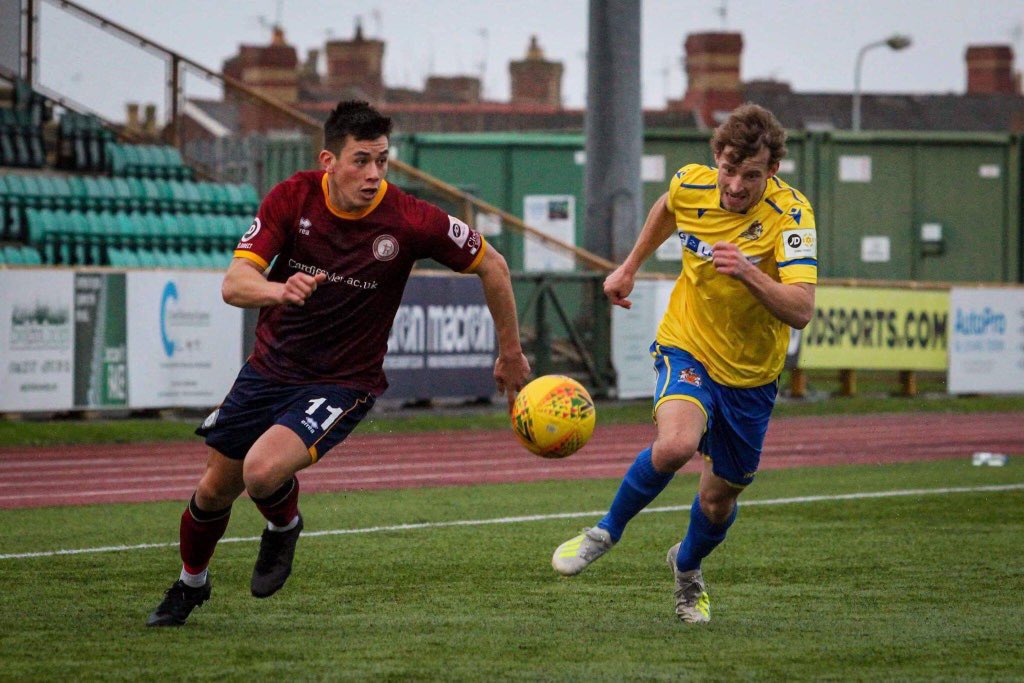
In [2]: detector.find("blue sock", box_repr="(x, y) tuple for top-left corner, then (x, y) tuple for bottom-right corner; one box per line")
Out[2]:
(675, 494), (738, 572)
(597, 447), (674, 542)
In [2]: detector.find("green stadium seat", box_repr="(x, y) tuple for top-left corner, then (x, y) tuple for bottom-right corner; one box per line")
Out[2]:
(135, 248), (157, 268)
(48, 176), (73, 211)
(20, 245), (42, 265)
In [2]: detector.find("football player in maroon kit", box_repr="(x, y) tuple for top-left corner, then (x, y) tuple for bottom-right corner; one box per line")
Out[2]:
(147, 101), (531, 626)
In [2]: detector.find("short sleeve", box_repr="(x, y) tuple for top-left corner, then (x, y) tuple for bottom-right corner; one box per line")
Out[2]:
(233, 182), (292, 270)
(774, 205), (818, 285)
(666, 163), (704, 214)
(409, 197), (487, 273)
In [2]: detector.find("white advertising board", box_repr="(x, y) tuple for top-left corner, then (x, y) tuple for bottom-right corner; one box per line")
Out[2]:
(611, 278), (675, 399)
(126, 271), (243, 408)
(0, 271), (75, 411)
(948, 287), (1024, 394)
(523, 194), (576, 272)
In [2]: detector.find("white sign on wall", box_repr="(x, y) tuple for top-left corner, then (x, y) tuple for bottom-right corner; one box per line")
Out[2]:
(126, 272), (242, 408)
(641, 155), (667, 183)
(860, 236), (891, 263)
(611, 278), (675, 399)
(0, 271), (75, 411)
(948, 287), (1024, 394)
(839, 155), (872, 183)
(523, 194), (576, 272)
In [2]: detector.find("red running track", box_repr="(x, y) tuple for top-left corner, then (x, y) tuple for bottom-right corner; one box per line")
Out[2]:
(0, 412), (1021, 509)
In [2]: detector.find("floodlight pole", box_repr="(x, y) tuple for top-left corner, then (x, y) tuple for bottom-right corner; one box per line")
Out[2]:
(584, 0), (642, 263)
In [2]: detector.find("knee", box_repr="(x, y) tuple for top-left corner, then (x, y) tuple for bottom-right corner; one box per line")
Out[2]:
(651, 436), (699, 473)
(699, 491), (736, 525)
(195, 473), (242, 510)
(243, 459), (286, 500)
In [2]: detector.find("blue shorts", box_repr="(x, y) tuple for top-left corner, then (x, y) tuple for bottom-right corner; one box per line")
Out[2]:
(650, 343), (778, 487)
(197, 362), (375, 463)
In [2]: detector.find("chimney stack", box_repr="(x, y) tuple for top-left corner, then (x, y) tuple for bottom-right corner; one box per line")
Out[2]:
(324, 20), (385, 101)
(510, 36), (563, 107)
(670, 32), (744, 127)
(965, 45), (1017, 94)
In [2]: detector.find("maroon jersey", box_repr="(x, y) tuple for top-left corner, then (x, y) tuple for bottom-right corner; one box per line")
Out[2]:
(233, 170), (486, 394)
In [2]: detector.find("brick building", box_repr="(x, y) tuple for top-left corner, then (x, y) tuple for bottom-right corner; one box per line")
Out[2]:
(185, 26), (1024, 138)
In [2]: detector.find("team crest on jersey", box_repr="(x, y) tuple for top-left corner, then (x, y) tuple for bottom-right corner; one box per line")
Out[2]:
(739, 221), (763, 240)
(678, 367), (702, 387)
(373, 234), (399, 261)
(242, 217), (261, 242)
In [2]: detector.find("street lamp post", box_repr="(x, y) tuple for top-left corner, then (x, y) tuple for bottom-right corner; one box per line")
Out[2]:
(852, 34), (912, 131)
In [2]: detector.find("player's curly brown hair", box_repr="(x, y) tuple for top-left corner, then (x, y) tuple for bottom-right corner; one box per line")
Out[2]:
(710, 103), (787, 168)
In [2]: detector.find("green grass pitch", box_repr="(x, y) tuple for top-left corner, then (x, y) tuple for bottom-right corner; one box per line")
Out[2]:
(1, 459), (1022, 681)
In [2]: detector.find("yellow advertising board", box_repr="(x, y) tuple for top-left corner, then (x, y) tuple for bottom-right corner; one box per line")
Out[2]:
(799, 287), (949, 370)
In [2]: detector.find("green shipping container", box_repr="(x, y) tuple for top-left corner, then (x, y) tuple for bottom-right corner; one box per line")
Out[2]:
(814, 131), (1020, 283)
(403, 133), (585, 272)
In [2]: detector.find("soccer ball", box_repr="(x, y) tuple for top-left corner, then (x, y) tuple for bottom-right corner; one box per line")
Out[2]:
(511, 375), (596, 459)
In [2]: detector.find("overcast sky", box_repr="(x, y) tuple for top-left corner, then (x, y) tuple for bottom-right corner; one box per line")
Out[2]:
(37, 0), (1024, 119)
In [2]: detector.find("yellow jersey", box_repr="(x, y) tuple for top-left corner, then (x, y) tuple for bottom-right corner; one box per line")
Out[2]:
(655, 164), (817, 387)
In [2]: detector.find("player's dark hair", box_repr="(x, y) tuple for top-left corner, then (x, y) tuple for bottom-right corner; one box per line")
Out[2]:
(710, 103), (787, 168)
(323, 100), (393, 153)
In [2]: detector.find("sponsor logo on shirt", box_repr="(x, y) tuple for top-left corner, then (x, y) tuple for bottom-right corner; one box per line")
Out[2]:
(288, 259), (379, 290)
(373, 234), (399, 261)
(783, 229), (816, 259)
(679, 232), (714, 260)
(466, 232), (481, 255)
(448, 215), (470, 248)
(242, 217), (261, 242)
(299, 217), (312, 236)
(787, 207), (803, 225)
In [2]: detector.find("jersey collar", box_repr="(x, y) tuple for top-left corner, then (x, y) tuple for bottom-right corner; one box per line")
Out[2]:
(321, 173), (388, 220)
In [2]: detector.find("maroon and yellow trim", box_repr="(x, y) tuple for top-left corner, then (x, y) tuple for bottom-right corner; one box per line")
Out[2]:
(233, 249), (270, 270)
(461, 237), (488, 273)
(322, 173), (388, 220)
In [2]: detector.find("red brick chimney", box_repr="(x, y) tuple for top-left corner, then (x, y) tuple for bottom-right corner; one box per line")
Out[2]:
(510, 36), (563, 107)
(424, 76), (482, 104)
(965, 45), (1017, 94)
(325, 22), (385, 101)
(670, 32), (744, 127)
(222, 26), (299, 104)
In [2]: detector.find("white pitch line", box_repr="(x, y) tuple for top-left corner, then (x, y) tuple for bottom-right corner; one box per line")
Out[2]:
(1, 482), (1022, 561)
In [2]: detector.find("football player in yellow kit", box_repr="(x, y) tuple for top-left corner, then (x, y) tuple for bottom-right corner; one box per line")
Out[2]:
(552, 103), (816, 624)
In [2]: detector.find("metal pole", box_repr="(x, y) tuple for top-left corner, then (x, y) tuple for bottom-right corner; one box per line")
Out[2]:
(852, 43), (872, 131)
(584, 0), (642, 263)
(24, 0), (36, 83)
(852, 39), (891, 131)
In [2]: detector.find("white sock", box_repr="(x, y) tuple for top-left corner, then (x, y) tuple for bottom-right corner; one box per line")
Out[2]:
(267, 514), (299, 533)
(180, 567), (208, 587)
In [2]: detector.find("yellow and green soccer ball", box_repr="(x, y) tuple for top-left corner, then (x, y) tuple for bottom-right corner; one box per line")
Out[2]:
(511, 375), (596, 459)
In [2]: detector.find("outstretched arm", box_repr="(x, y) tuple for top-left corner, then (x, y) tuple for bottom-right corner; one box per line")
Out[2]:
(472, 246), (532, 411)
(221, 257), (326, 309)
(603, 192), (677, 309)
